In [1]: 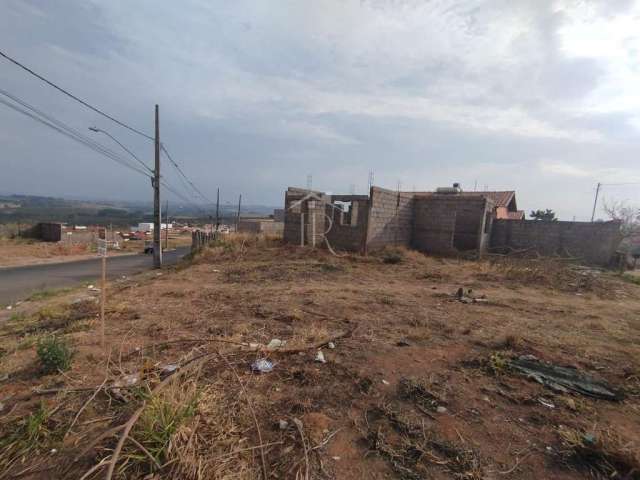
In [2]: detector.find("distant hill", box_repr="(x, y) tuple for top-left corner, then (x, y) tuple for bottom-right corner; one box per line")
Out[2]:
(0, 193), (279, 226)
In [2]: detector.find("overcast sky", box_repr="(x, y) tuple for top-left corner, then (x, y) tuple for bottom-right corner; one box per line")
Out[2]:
(1, 0), (639, 219)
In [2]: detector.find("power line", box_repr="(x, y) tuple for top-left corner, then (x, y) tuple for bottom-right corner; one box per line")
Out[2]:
(160, 180), (207, 214)
(0, 93), (152, 178)
(160, 144), (212, 203)
(0, 49), (154, 141)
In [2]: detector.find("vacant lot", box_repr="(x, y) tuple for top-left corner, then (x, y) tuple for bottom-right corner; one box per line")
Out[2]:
(0, 233), (192, 268)
(0, 238), (97, 268)
(1, 236), (639, 479)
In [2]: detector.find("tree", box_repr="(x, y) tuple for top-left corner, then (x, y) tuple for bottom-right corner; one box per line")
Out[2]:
(529, 209), (557, 221)
(602, 200), (640, 238)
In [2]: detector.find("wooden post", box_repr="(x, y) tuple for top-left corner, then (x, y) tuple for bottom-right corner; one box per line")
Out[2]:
(215, 187), (220, 232)
(236, 194), (242, 232)
(97, 231), (107, 351)
(164, 200), (169, 251)
(101, 255), (106, 350)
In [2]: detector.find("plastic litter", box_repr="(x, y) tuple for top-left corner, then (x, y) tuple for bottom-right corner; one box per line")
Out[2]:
(278, 419), (289, 430)
(251, 358), (274, 373)
(327, 342), (336, 349)
(436, 406), (447, 413)
(509, 356), (621, 401)
(315, 350), (327, 363)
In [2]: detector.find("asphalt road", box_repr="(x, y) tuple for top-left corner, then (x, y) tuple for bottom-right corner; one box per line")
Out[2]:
(0, 246), (190, 305)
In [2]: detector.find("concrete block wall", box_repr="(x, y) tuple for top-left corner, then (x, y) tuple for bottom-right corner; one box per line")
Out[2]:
(412, 196), (490, 253)
(412, 197), (457, 252)
(283, 190), (305, 245)
(491, 219), (622, 266)
(365, 187), (416, 250)
(326, 200), (369, 252)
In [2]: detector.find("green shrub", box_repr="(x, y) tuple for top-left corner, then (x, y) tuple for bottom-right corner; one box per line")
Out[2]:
(36, 336), (73, 373)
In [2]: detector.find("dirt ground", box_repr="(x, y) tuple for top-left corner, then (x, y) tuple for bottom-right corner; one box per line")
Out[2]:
(0, 236), (639, 479)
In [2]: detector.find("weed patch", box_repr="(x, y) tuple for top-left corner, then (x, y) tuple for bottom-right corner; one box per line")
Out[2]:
(36, 335), (73, 373)
(0, 403), (59, 474)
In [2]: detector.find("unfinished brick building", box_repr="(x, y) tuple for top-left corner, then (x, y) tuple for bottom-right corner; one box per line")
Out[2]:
(283, 186), (622, 266)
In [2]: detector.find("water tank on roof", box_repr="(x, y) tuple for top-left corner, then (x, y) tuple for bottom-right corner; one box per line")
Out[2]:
(436, 183), (462, 194)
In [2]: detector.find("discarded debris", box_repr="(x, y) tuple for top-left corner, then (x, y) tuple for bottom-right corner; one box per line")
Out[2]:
(327, 342), (336, 349)
(278, 419), (289, 430)
(315, 350), (327, 363)
(160, 364), (179, 377)
(436, 406), (447, 413)
(251, 358), (274, 373)
(267, 338), (286, 350)
(454, 287), (487, 304)
(509, 356), (621, 401)
(538, 397), (555, 409)
(111, 373), (140, 402)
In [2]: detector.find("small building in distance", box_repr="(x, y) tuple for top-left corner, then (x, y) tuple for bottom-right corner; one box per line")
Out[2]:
(24, 222), (62, 242)
(137, 222), (173, 232)
(237, 218), (284, 235)
(273, 208), (285, 222)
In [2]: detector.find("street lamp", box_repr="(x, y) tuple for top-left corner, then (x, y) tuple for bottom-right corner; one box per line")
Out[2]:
(88, 126), (152, 174)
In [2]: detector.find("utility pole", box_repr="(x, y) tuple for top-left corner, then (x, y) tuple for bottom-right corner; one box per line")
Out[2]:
(591, 182), (601, 222)
(164, 200), (169, 251)
(215, 187), (220, 231)
(236, 194), (242, 232)
(153, 104), (162, 268)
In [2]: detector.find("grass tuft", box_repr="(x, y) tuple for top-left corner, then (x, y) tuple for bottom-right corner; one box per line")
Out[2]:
(0, 403), (56, 473)
(36, 335), (73, 373)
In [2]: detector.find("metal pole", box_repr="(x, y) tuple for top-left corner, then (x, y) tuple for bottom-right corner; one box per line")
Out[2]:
(591, 182), (601, 222)
(215, 187), (220, 231)
(153, 104), (162, 268)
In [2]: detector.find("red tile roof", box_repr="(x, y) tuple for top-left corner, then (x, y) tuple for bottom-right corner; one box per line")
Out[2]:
(470, 191), (515, 208)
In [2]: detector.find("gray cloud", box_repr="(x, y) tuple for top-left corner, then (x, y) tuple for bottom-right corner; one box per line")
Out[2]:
(1, 0), (639, 220)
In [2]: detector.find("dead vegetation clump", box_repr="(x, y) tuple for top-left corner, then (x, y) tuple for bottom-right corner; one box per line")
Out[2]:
(485, 256), (614, 294)
(398, 377), (448, 412)
(364, 402), (483, 480)
(557, 426), (640, 479)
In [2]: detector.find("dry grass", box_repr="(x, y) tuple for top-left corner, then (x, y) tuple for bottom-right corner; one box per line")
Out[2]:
(0, 238), (92, 267)
(1, 239), (639, 479)
(558, 425), (640, 479)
